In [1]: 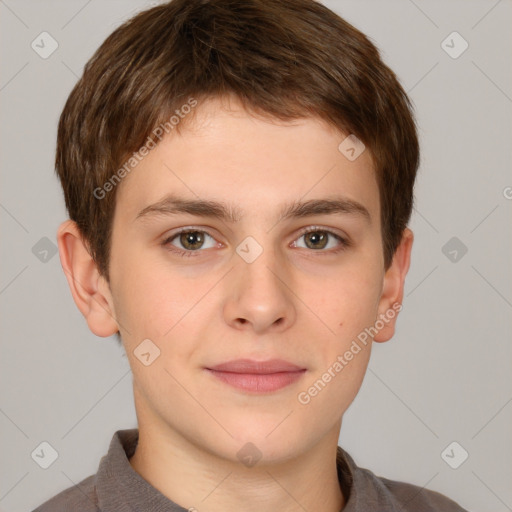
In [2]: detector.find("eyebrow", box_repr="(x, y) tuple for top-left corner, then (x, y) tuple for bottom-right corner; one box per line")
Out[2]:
(135, 193), (371, 225)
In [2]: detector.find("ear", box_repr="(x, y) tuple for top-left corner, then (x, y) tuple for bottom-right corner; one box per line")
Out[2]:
(56, 220), (119, 337)
(373, 227), (414, 343)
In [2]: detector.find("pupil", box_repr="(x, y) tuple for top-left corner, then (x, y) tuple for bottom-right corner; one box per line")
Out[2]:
(306, 231), (327, 249)
(182, 231), (203, 249)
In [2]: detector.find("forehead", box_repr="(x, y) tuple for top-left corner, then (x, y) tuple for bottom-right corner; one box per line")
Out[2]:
(113, 97), (380, 227)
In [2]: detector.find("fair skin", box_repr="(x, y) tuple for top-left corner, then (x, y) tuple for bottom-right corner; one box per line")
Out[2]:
(57, 96), (413, 512)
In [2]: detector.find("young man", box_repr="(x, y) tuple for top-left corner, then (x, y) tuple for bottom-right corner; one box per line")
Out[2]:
(34, 0), (468, 510)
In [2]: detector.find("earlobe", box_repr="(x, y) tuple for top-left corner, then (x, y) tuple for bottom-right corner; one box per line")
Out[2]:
(373, 228), (414, 343)
(56, 220), (119, 337)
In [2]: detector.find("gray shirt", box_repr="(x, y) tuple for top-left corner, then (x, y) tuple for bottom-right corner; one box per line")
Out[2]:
(33, 429), (468, 511)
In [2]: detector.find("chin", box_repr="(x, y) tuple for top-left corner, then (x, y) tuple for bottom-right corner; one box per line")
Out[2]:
(227, 422), (306, 460)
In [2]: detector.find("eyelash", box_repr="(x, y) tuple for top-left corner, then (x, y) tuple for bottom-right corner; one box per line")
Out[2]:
(161, 226), (351, 258)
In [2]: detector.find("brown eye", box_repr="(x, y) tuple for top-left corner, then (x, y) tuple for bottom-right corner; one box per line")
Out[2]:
(303, 231), (329, 249)
(293, 228), (349, 253)
(163, 230), (217, 254)
(179, 231), (205, 250)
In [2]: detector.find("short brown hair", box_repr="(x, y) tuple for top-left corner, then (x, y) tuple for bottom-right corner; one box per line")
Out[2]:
(56, 0), (419, 282)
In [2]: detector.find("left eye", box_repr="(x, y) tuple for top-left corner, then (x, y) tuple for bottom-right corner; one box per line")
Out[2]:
(293, 229), (346, 251)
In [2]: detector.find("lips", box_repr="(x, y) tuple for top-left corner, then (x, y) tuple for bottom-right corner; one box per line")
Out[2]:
(205, 359), (306, 393)
(207, 358), (305, 374)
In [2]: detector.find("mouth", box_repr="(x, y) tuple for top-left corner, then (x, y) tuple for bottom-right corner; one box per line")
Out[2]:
(204, 359), (307, 393)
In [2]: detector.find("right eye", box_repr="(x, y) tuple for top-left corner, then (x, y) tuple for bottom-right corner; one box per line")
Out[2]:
(162, 229), (219, 256)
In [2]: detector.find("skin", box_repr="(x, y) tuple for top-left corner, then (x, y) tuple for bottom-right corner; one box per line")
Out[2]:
(57, 95), (413, 512)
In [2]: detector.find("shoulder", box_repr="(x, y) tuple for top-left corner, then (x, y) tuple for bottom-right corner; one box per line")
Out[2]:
(31, 474), (99, 512)
(338, 448), (468, 511)
(375, 471), (468, 511)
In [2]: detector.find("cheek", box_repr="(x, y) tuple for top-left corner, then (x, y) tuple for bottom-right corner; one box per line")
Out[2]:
(112, 254), (223, 364)
(111, 253), (188, 339)
(305, 259), (382, 408)
(313, 264), (382, 337)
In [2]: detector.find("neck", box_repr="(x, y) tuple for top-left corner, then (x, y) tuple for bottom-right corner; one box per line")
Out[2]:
(129, 421), (345, 512)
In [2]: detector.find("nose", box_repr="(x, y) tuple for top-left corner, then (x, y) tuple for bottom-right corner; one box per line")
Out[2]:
(223, 249), (296, 335)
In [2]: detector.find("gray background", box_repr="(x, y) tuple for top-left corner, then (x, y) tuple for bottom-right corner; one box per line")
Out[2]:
(1, 0), (511, 510)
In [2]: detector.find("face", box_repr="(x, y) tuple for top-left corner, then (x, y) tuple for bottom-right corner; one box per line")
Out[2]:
(60, 95), (412, 464)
